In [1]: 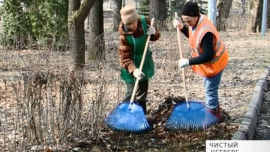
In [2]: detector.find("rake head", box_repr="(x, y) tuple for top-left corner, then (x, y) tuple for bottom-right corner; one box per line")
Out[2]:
(165, 101), (220, 132)
(105, 101), (151, 133)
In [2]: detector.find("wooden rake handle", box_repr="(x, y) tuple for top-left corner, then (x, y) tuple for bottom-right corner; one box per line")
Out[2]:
(130, 18), (155, 103)
(175, 12), (189, 108)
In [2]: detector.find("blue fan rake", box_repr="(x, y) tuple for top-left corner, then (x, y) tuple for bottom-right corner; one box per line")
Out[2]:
(165, 101), (220, 131)
(105, 18), (155, 133)
(105, 101), (151, 133)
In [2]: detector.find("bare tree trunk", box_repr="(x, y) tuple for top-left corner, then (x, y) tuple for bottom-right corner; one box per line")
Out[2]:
(150, 0), (167, 30)
(68, 0), (96, 69)
(216, 0), (233, 31)
(239, 0), (246, 16)
(111, 0), (122, 31)
(256, 0), (264, 32)
(248, 0), (262, 32)
(268, 3), (270, 28)
(87, 0), (105, 61)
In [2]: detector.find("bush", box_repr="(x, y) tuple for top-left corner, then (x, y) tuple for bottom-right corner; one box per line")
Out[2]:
(0, 0), (68, 50)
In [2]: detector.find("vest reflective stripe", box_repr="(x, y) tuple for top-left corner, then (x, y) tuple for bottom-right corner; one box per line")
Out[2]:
(195, 26), (213, 48)
(189, 15), (228, 77)
(211, 42), (226, 62)
(192, 48), (200, 54)
(193, 40), (226, 63)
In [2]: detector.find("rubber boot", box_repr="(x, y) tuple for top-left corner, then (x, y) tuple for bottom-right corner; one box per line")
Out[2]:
(206, 106), (224, 123)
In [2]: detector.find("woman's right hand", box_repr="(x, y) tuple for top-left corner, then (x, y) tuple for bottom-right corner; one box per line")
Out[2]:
(133, 69), (145, 80)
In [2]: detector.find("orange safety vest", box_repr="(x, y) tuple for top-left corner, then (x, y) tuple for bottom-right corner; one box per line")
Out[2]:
(188, 15), (228, 77)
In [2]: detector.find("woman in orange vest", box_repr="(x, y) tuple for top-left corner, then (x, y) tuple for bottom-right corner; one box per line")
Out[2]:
(173, 2), (228, 121)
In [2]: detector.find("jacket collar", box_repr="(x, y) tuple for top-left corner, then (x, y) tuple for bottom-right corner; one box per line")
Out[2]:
(192, 14), (204, 31)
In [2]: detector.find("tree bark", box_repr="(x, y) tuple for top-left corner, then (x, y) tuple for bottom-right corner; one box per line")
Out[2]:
(239, 0), (246, 16)
(268, 2), (270, 28)
(150, 0), (167, 30)
(256, 0), (263, 32)
(111, 0), (122, 31)
(68, 0), (96, 69)
(247, 0), (262, 32)
(87, 0), (105, 61)
(216, 0), (233, 31)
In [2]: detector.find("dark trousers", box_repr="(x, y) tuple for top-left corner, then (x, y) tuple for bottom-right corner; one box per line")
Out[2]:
(123, 80), (148, 113)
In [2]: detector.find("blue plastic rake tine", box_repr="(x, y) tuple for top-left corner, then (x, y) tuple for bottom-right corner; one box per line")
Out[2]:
(105, 101), (151, 133)
(165, 101), (220, 131)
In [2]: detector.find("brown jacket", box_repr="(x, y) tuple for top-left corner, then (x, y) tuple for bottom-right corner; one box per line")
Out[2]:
(118, 16), (160, 73)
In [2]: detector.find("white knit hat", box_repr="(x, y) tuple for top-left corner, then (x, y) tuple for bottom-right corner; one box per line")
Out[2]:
(120, 5), (139, 24)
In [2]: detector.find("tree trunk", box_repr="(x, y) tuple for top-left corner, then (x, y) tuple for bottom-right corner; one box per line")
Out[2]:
(247, 0), (262, 32)
(68, 0), (96, 69)
(239, 0), (246, 16)
(111, 0), (122, 31)
(122, 0), (125, 7)
(256, 0), (263, 32)
(216, 0), (233, 31)
(268, 2), (270, 28)
(87, 0), (105, 61)
(150, 0), (167, 30)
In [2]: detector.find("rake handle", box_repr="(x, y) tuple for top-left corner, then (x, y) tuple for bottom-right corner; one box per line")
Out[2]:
(175, 12), (189, 109)
(130, 18), (155, 103)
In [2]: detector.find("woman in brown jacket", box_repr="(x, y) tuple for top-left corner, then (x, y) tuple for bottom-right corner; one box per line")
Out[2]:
(118, 5), (160, 114)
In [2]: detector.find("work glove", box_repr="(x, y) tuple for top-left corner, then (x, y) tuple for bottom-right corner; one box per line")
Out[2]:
(173, 17), (183, 29)
(178, 58), (189, 68)
(133, 69), (145, 80)
(147, 27), (156, 36)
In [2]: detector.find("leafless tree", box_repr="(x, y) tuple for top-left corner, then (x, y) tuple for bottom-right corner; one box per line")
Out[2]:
(248, 0), (262, 32)
(111, 0), (122, 31)
(68, 0), (96, 69)
(150, 0), (167, 30)
(87, 0), (105, 61)
(216, 0), (233, 31)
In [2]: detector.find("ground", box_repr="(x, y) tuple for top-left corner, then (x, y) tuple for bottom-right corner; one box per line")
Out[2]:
(0, 29), (269, 151)
(0, 1), (269, 151)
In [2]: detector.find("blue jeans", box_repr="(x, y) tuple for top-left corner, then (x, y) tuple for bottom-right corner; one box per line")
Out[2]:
(203, 71), (223, 111)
